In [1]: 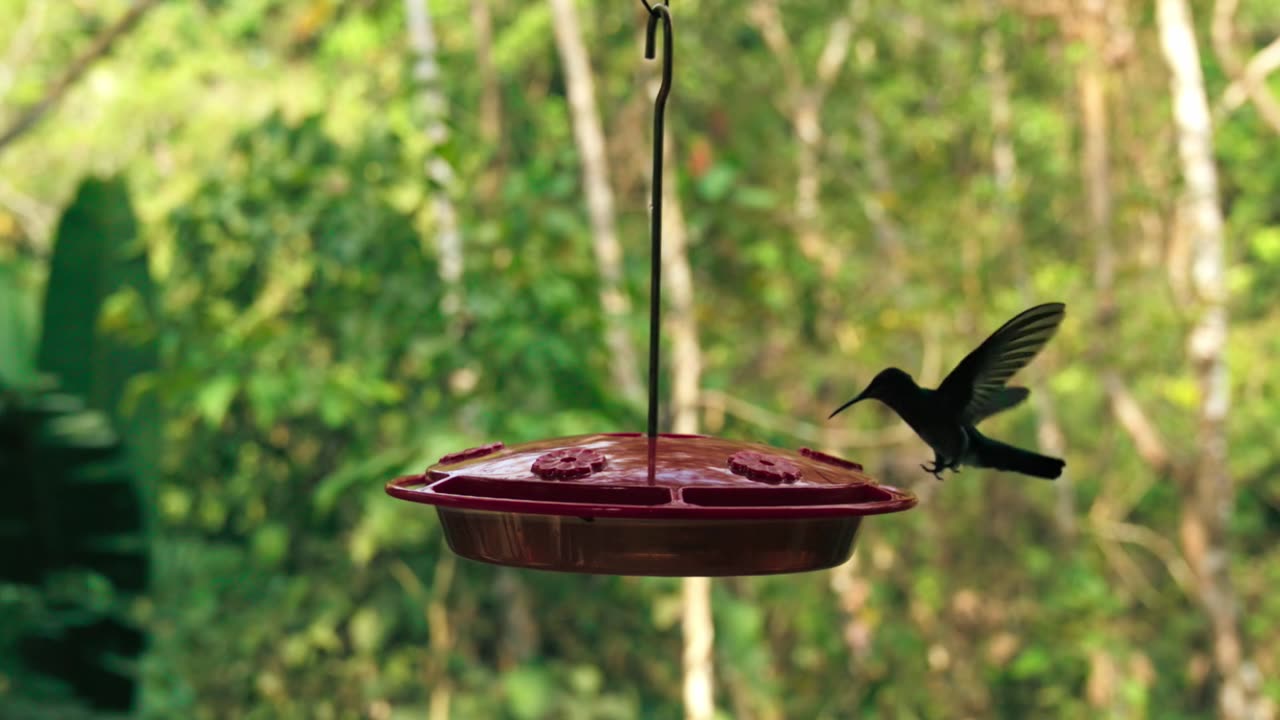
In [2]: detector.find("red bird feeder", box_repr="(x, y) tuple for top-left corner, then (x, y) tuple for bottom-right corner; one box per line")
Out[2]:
(385, 1), (917, 575)
(387, 434), (915, 576)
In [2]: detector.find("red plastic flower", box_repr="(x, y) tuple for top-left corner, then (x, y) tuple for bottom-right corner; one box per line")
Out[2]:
(531, 448), (608, 480)
(728, 450), (802, 484)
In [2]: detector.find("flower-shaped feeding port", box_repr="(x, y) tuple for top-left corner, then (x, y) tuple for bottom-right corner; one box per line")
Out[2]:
(728, 450), (804, 484)
(386, 433), (916, 576)
(531, 447), (608, 479)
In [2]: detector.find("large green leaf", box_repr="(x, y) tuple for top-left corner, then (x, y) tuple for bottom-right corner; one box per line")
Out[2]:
(37, 176), (161, 494)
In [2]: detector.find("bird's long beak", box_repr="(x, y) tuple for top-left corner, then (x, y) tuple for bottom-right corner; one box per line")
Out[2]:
(828, 389), (869, 419)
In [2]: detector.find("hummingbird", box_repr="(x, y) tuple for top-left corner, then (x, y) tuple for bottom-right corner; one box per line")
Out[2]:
(828, 303), (1067, 481)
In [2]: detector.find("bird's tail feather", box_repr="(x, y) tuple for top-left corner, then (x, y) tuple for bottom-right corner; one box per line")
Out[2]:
(972, 434), (1064, 480)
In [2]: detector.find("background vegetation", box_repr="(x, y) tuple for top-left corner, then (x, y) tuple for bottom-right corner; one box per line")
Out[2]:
(1, 0), (1278, 718)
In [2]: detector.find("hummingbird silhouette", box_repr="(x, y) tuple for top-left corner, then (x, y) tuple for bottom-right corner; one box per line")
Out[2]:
(828, 303), (1067, 480)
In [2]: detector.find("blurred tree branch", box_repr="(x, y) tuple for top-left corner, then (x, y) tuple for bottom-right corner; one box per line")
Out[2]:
(391, 556), (456, 720)
(1088, 516), (1197, 596)
(1215, 35), (1280, 128)
(747, 0), (877, 321)
(1211, 0), (1280, 135)
(700, 388), (917, 448)
(0, 0), (162, 159)
(1103, 374), (1172, 474)
(1092, 525), (1163, 603)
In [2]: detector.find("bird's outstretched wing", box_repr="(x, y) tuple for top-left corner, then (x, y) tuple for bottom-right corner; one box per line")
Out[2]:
(935, 303), (1065, 422)
(967, 386), (1029, 424)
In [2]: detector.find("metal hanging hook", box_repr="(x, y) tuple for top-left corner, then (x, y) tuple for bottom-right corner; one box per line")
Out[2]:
(642, 0), (672, 441)
(644, 3), (673, 122)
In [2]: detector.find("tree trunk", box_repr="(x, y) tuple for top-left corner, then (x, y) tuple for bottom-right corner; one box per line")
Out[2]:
(854, 97), (908, 288)
(426, 555), (456, 720)
(495, 568), (539, 670)
(657, 132), (701, 440)
(1078, 0), (1114, 325)
(829, 551), (874, 673)
(794, 96), (828, 270)
(547, 0), (645, 407)
(682, 576), (716, 720)
(1156, 2), (1265, 717)
(470, 0), (502, 149)
(404, 0), (465, 320)
(469, 0), (504, 202)
(1079, 0), (1118, 541)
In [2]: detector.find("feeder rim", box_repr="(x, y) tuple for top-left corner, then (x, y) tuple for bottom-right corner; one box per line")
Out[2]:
(385, 474), (918, 521)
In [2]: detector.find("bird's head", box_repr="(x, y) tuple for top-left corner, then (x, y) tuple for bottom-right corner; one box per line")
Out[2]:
(828, 367), (915, 419)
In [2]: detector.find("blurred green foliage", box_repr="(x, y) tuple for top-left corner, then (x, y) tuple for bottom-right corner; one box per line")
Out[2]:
(2, 174), (155, 716)
(0, 0), (1278, 718)
(0, 390), (149, 717)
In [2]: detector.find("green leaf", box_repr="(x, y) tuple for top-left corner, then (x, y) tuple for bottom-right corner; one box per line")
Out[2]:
(348, 606), (384, 655)
(246, 373), (289, 426)
(0, 262), (39, 388)
(504, 666), (554, 720)
(319, 392), (350, 427)
(697, 164), (737, 201)
(196, 375), (239, 427)
(567, 665), (602, 695)
(38, 176), (156, 419)
(251, 523), (289, 568)
(733, 186), (777, 209)
(1250, 226), (1280, 263)
(37, 176), (161, 496)
(1010, 646), (1053, 679)
(312, 447), (417, 514)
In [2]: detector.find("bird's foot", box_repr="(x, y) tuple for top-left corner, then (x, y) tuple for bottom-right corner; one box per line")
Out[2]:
(920, 462), (946, 481)
(921, 458), (963, 481)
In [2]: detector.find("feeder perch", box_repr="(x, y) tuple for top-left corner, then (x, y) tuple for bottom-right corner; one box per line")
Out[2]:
(385, 0), (918, 575)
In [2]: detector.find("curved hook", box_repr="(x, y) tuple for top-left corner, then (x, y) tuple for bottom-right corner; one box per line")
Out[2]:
(642, 0), (672, 441)
(644, 4), (673, 116)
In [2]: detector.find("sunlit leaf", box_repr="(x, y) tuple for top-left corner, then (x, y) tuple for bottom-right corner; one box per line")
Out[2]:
(196, 375), (239, 428)
(504, 666), (554, 720)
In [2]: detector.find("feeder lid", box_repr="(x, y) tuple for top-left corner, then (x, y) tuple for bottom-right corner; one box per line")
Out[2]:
(387, 432), (915, 519)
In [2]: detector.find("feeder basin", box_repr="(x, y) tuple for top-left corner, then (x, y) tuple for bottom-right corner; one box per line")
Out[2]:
(386, 433), (916, 576)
